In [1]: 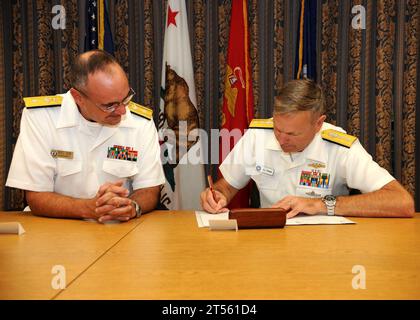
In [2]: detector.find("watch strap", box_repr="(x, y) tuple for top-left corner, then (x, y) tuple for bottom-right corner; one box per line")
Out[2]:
(326, 205), (335, 216)
(131, 200), (142, 218)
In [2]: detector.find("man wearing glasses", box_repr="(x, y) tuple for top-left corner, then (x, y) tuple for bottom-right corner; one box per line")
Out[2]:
(6, 50), (165, 223)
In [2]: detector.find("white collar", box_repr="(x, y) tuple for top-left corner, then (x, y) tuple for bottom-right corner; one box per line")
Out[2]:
(262, 124), (328, 164)
(56, 90), (138, 129)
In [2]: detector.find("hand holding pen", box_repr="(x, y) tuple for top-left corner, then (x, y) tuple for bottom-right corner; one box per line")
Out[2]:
(201, 175), (229, 213)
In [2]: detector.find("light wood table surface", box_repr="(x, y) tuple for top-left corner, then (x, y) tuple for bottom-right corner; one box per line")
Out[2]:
(0, 212), (141, 299)
(53, 211), (420, 300)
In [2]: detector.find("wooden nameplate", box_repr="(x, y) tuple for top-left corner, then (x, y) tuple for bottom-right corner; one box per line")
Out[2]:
(229, 208), (288, 229)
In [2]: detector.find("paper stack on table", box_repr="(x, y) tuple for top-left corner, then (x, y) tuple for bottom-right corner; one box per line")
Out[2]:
(285, 214), (355, 225)
(195, 211), (355, 228)
(195, 211), (230, 228)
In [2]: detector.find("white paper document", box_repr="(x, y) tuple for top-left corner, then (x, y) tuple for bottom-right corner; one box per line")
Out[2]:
(195, 211), (355, 228)
(0, 222), (26, 235)
(195, 211), (230, 228)
(286, 214), (355, 225)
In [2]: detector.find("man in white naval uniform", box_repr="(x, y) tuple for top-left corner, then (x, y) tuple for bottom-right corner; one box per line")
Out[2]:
(201, 79), (414, 219)
(6, 50), (165, 223)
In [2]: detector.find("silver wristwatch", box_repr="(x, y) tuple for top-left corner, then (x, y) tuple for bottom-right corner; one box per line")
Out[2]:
(322, 195), (336, 216)
(131, 200), (142, 218)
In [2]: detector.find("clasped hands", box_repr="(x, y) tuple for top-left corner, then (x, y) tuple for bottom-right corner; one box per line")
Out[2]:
(93, 180), (135, 223)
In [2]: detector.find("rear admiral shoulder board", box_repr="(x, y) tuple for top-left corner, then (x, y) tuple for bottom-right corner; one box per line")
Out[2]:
(23, 95), (63, 109)
(321, 129), (357, 148)
(128, 101), (153, 120)
(249, 118), (273, 129)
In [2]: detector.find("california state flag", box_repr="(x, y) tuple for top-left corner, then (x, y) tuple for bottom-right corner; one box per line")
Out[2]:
(158, 0), (205, 210)
(220, 0), (255, 208)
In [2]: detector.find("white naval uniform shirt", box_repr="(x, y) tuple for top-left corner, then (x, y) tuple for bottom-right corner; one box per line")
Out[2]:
(6, 91), (165, 200)
(219, 122), (395, 208)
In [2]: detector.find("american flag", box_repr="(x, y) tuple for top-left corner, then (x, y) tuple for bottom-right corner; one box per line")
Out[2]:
(295, 0), (317, 80)
(84, 0), (114, 54)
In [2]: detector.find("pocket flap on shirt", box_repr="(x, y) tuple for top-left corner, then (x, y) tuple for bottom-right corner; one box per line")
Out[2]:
(57, 160), (82, 177)
(102, 159), (139, 178)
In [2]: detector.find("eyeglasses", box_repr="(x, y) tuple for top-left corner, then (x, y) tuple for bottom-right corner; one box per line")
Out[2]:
(76, 87), (136, 113)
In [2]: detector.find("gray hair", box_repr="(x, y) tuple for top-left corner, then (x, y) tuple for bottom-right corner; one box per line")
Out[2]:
(273, 79), (325, 116)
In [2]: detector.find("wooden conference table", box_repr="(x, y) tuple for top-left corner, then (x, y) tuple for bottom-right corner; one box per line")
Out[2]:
(0, 211), (419, 300)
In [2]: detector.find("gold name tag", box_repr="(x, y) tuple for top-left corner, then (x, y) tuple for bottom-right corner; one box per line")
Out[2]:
(51, 149), (73, 159)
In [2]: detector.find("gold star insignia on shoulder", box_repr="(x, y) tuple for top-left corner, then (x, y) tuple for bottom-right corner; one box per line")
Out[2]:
(23, 95), (63, 109)
(249, 118), (273, 129)
(128, 101), (153, 120)
(321, 129), (357, 148)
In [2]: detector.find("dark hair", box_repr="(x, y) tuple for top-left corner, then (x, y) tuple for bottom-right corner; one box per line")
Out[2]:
(70, 49), (119, 89)
(274, 79), (325, 116)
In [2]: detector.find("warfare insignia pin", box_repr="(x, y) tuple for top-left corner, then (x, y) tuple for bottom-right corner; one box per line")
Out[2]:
(308, 162), (326, 169)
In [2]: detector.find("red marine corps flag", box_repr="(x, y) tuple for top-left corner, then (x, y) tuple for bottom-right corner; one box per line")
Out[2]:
(220, 0), (255, 208)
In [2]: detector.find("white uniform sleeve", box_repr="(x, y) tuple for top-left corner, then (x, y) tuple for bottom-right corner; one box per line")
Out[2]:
(341, 140), (395, 193)
(219, 129), (254, 190)
(6, 108), (56, 192)
(132, 120), (166, 190)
